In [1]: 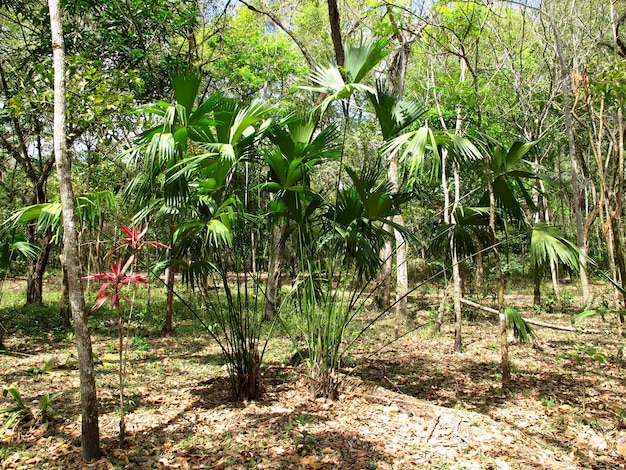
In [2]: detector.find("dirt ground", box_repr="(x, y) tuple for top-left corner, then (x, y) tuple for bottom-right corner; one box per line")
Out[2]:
(1, 282), (625, 469)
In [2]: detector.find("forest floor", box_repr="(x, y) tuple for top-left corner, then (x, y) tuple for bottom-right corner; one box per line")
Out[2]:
(1, 277), (626, 469)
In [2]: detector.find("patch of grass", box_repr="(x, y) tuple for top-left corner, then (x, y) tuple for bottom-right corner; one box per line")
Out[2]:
(0, 302), (66, 338)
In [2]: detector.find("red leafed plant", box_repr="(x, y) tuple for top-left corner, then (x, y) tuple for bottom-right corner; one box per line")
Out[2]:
(84, 224), (168, 447)
(85, 258), (147, 311)
(110, 224), (170, 256)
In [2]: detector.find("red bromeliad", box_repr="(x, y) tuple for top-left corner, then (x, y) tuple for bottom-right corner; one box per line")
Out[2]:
(84, 259), (147, 311)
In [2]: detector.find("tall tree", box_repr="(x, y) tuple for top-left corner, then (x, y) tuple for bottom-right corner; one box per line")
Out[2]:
(48, 0), (100, 461)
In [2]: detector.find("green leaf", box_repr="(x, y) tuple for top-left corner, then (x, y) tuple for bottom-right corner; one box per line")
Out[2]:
(505, 306), (535, 344)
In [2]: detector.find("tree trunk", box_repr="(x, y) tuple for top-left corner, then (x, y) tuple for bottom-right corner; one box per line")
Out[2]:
(376, 237), (393, 310)
(434, 282), (449, 333)
(59, 254), (71, 327)
(533, 263), (542, 306)
(163, 263), (175, 335)
(484, 148), (510, 389)
(264, 221), (287, 321)
(163, 222), (176, 335)
(475, 248), (484, 290)
(386, 5), (415, 316)
(451, 162), (462, 353)
(326, 0), (344, 67)
(611, 0), (626, 336)
(388, 153), (407, 314)
(550, 14), (591, 306)
(26, 230), (52, 304)
(48, 0), (100, 460)
(394, 216), (408, 314)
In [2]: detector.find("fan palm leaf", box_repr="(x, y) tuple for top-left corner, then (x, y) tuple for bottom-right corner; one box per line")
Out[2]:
(300, 37), (390, 115)
(530, 223), (581, 270)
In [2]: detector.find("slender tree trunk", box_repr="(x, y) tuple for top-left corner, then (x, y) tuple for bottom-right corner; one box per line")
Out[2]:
(394, 217), (408, 314)
(163, 263), (175, 335)
(475, 249), (484, 289)
(533, 263), (543, 306)
(376, 237), (393, 310)
(26, 230), (52, 304)
(48, 0), (100, 460)
(264, 221), (287, 321)
(451, 160), (462, 353)
(611, 0), (626, 335)
(434, 281), (449, 333)
(451, 89), (464, 353)
(388, 154), (407, 314)
(163, 222), (176, 335)
(545, 194), (561, 301)
(434, 60), (464, 352)
(484, 151), (510, 389)
(387, 4), (414, 317)
(550, 15), (591, 306)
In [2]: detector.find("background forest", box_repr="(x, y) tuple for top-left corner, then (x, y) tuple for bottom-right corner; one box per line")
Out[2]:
(1, 0), (626, 468)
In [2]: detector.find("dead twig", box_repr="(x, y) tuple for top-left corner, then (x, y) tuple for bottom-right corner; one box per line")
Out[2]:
(423, 414), (441, 443)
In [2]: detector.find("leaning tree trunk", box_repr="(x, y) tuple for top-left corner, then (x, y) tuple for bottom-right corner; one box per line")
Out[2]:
(48, 0), (101, 460)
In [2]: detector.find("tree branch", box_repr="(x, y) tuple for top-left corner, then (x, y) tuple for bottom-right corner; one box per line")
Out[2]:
(459, 298), (605, 334)
(238, 0), (314, 68)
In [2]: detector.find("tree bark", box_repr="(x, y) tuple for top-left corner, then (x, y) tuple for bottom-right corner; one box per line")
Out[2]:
(451, 161), (463, 353)
(388, 151), (406, 314)
(376, 237), (393, 310)
(59, 254), (71, 328)
(384, 2), (416, 317)
(48, 0), (100, 461)
(163, 263), (176, 335)
(264, 221), (287, 321)
(327, 0), (344, 67)
(26, 231), (52, 304)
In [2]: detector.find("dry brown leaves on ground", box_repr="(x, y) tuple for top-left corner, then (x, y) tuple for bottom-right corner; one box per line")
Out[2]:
(1, 294), (626, 469)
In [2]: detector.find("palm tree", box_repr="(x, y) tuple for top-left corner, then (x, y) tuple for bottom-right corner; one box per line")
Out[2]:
(292, 164), (409, 399)
(366, 80), (427, 313)
(125, 69), (269, 334)
(259, 113), (342, 319)
(300, 37), (389, 116)
(125, 69), (275, 399)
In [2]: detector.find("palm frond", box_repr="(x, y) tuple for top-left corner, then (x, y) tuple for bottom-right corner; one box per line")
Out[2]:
(531, 223), (581, 270)
(506, 306), (535, 344)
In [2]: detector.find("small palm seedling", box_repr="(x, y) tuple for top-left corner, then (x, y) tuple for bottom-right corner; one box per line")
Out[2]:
(35, 393), (61, 423)
(1, 385), (34, 434)
(27, 357), (56, 378)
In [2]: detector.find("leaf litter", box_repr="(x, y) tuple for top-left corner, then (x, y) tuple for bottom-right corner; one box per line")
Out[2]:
(1, 291), (625, 469)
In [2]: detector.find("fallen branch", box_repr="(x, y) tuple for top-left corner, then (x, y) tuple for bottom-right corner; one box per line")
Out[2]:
(459, 298), (604, 334)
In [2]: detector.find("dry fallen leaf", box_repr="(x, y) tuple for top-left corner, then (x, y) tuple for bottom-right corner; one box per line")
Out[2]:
(300, 455), (322, 469)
